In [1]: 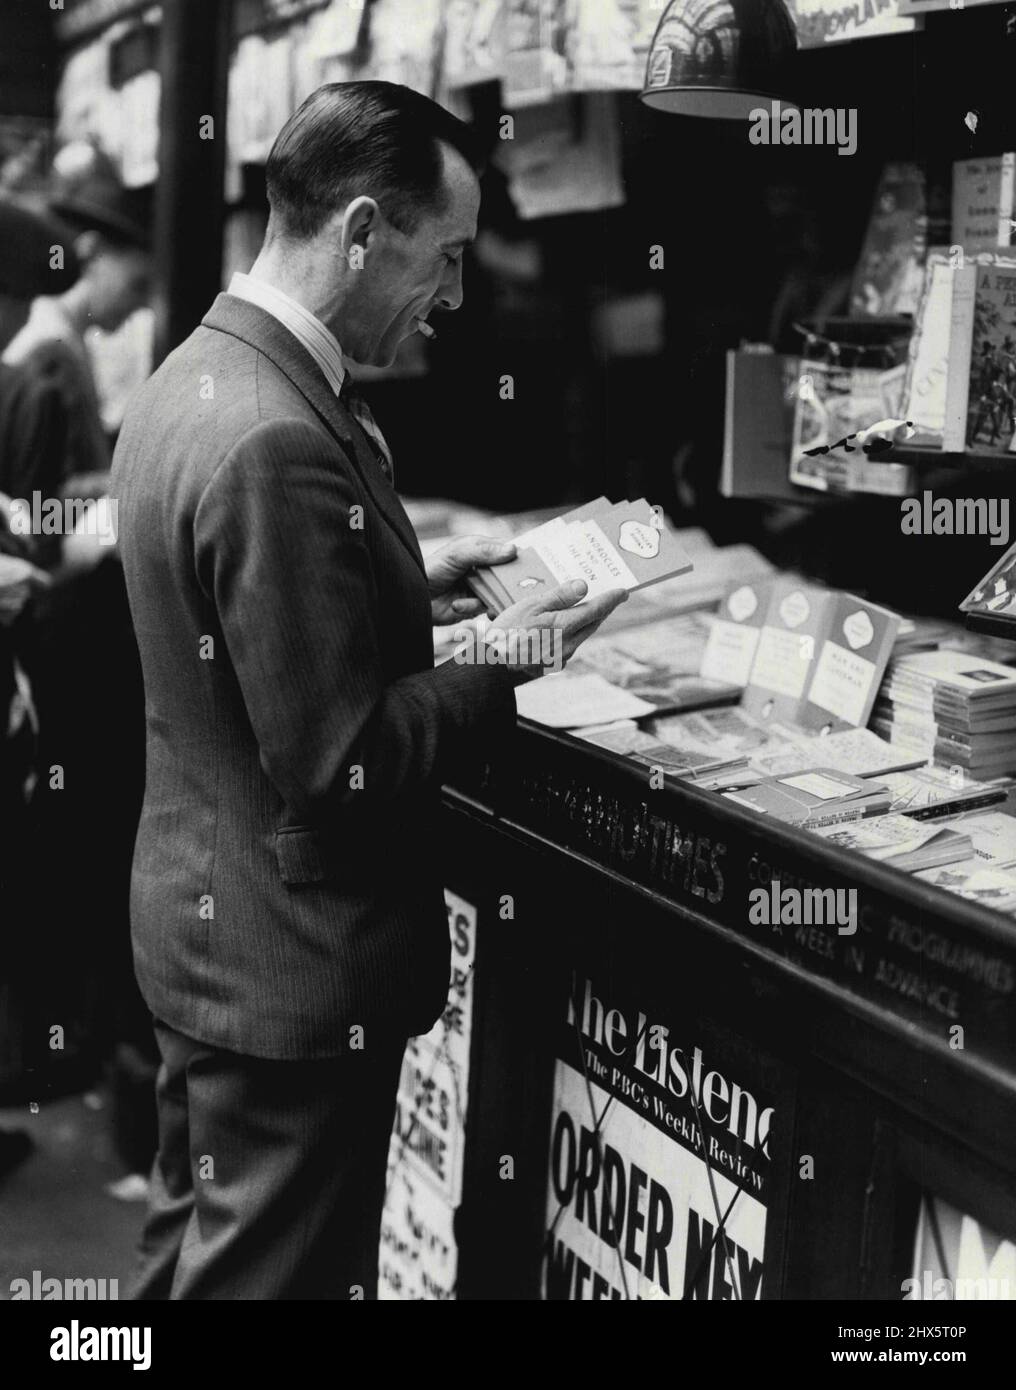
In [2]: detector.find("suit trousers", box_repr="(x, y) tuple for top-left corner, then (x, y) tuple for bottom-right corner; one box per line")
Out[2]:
(130, 1018), (406, 1300)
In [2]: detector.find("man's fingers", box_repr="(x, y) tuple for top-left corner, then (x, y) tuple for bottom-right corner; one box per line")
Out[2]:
(558, 587), (629, 629)
(451, 536), (517, 568)
(534, 578), (588, 613)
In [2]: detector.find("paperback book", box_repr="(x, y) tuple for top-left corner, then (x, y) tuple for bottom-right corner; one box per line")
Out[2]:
(467, 497), (693, 614)
(724, 769), (892, 829)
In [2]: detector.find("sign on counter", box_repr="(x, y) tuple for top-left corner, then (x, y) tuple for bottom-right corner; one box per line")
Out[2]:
(379, 889), (477, 1300)
(542, 971), (775, 1300)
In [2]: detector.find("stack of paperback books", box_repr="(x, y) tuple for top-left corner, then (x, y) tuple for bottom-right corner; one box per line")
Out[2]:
(872, 650), (1016, 777)
(467, 497), (693, 613)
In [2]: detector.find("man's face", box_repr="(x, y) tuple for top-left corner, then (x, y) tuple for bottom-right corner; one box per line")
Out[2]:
(342, 144), (479, 367)
(85, 241), (151, 333)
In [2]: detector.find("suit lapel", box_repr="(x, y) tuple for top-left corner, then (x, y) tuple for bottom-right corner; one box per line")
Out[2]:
(202, 294), (425, 577)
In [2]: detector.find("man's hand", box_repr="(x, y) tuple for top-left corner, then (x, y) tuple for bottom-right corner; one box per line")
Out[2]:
(425, 535), (517, 624)
(0, 553), (50, 626)
(484, 578), (628, 680)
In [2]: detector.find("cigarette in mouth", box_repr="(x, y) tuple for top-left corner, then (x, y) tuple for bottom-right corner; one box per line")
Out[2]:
(417, 319), (437, 340)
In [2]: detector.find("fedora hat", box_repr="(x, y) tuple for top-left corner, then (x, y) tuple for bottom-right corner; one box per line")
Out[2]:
(0, 195), (81, 297)
(50, 178), (152, 249)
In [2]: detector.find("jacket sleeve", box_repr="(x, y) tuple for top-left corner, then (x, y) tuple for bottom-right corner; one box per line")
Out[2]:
(193, 417), (519, 819)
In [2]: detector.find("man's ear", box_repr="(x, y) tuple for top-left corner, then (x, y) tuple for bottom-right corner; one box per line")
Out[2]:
(339, 196), (381, 265)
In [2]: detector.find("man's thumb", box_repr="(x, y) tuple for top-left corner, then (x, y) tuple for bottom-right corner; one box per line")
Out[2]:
(540, 579), (588, 610)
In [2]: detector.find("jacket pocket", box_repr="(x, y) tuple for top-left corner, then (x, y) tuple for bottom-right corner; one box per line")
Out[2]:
(274, 826), (329, 885)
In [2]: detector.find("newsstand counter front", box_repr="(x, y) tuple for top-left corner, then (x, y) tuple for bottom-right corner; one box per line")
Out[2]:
(429, 719), (1016, 1301)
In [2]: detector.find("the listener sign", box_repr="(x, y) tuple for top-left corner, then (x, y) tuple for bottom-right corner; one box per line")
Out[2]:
(542, 973), (773, 1300)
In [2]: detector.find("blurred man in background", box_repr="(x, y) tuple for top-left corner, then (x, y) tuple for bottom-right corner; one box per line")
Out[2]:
(0, 194), (80, 1178)
(3, 173), (150, 490)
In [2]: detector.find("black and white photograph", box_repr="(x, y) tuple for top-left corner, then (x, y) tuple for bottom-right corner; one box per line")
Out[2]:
(2, 0), (1016, 1367)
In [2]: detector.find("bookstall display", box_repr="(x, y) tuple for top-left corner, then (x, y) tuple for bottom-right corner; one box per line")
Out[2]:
(27, 0), (1016, 1309)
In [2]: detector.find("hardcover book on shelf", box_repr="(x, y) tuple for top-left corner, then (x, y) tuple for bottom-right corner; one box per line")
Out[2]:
(903, 252), (976, 449)
(951, 154), (1016, 257)
(721, 350), (802, 502)
(941, 263), (1016, 454)
(965, 264), (1016, 454)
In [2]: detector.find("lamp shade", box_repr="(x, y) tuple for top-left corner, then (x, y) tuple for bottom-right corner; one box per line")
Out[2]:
(640, 0), (798, 120)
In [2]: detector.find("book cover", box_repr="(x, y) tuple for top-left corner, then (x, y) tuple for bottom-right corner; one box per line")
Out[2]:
(721, 350), (801, 501)
(798, 592), (902, 732)
(740, 578), (825, 725)
(951, 154), (1016, 256)
(964, 264), (1016, 455)
(903, 252), (971, 448)
(724, 768), (890, 828)
(700, 578), (774, 688)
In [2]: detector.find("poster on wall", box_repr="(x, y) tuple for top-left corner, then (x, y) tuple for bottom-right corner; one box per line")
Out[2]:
(786, 0), (916, 47)
(504, 0), (660, 107)
(379, 889), (478, 1300)
(542, 971), (778, 1300)
(445, 0), (508, 88)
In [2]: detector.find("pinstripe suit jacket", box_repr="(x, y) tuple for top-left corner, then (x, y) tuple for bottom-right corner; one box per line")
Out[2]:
(111, 293), (517, 1059)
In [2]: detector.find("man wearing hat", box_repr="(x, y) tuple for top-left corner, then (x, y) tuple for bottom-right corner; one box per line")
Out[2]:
(2, 173), (151, 483)
(1, 176), (150, 1170)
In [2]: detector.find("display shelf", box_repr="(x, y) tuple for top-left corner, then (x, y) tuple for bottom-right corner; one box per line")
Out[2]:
(964, 611), (1016, 641)
(889, 444), (1015, 471)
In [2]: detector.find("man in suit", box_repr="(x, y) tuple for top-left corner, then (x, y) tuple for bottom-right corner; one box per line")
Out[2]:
(112, 81), (625, 1300)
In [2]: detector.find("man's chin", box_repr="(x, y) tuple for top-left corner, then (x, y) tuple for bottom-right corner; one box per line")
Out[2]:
(347, 340), (401, 371)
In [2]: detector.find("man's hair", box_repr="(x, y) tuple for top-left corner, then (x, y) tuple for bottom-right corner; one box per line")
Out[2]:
(265, 81), (482, 239)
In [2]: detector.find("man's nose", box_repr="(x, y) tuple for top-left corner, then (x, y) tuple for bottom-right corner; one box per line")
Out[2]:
(437, 261), (464, 312)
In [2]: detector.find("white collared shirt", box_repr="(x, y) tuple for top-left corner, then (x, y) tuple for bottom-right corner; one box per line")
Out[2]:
(227, 271), (346, 396)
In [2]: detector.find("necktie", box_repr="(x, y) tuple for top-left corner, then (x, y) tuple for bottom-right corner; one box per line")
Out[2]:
(339, 376), (395, 486)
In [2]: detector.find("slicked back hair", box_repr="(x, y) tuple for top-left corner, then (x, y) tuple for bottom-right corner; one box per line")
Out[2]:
(265, 81), (482, 239)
